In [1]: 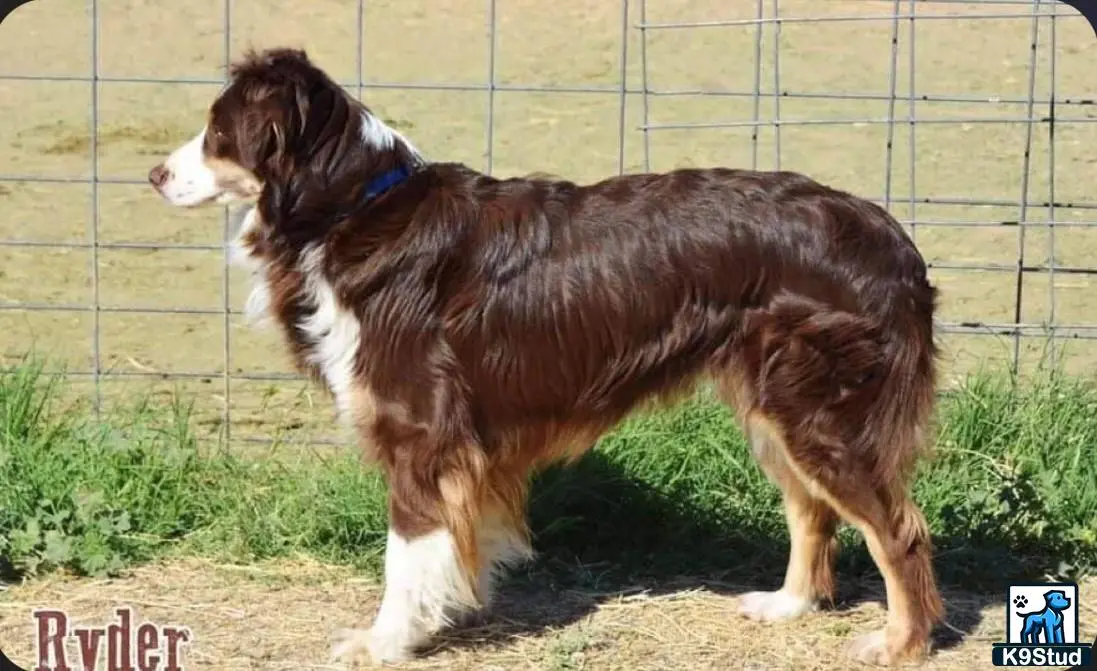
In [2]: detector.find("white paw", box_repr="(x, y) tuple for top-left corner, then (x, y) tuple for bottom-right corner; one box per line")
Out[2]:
(737, 589), (817, 622)
(329, 627), (420, 666)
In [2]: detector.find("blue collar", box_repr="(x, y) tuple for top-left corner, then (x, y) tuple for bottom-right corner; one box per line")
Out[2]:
(361, 164), (413, 205)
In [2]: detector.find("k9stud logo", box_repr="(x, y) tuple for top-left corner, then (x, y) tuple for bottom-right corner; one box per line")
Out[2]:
(992, 583), (1092, 668)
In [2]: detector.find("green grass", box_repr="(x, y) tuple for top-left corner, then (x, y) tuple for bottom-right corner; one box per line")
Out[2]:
(1, 357), (1095, 594)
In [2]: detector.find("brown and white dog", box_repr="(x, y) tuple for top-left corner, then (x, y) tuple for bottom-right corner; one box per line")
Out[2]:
(148, 47), (944, 667)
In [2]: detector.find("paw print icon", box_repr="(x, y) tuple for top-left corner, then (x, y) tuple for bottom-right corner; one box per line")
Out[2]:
(1012, 594), (1029, 610)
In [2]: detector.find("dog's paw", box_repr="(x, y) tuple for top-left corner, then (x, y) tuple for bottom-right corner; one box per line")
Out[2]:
(846, 628), (931, 667)
(846, 630), (892, 666)
(329, 627), (417, 666)
(737, 589), (816, 622)
(329, 628), (371, 665)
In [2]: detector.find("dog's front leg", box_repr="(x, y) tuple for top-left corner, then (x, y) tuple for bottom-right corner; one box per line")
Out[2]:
(330, 427), (532, 666)
(330, 523), (480, 665)
(328, 368), (534, 666)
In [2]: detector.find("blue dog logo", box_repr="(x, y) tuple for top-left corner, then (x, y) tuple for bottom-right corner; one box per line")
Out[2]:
(993, 583), (1092, 666)
(1014, 589), (1072, 645)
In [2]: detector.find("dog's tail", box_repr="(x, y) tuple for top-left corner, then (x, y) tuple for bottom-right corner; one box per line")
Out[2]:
(867, 285), (939, 486)
(746, 283), (938, 488)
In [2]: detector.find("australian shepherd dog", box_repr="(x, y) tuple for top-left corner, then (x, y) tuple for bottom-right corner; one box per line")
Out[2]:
(149, 48), (944, 666)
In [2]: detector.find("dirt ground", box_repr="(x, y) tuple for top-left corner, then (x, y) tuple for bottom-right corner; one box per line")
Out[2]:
(2, 0), (1097, 444)
(1, 558), (1093, 670)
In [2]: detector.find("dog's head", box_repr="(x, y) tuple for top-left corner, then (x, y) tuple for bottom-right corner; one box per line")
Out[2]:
(1044, 590), (1071, 611)
(148, 48), (418, 214)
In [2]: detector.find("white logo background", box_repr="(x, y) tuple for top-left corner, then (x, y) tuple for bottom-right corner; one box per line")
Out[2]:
(1007, 583), (1079, 645)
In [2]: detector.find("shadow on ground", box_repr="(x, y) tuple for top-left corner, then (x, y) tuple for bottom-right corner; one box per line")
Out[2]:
(426, 449), (1071, 660)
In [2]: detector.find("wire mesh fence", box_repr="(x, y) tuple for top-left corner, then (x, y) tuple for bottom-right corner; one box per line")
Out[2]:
(0, 0), (1094, 448)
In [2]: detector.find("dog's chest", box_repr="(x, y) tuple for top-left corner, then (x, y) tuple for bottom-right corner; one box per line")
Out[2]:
(295, 246), (362, 415)
(231, 208), (363, 417)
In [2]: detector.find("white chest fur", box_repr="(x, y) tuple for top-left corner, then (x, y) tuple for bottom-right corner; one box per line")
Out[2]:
(230, 208), (272, 326)
(230, 207), (362, 418)
(296, 245), (362, 416)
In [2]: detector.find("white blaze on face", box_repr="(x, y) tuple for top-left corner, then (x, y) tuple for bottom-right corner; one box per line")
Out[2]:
(158, 126), (226, 207)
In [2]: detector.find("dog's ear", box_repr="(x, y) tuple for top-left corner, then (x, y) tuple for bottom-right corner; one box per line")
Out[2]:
(293, 79), (313, 144)
(259, 153), (300, 227)
(255, 95), (314, 227)
(267, 117), (289, 164)
(231, 89), (293, 174)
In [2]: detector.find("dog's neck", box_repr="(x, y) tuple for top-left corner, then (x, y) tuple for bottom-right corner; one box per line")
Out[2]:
(257, 106), (426, 247)
(359, 164), (415, 204)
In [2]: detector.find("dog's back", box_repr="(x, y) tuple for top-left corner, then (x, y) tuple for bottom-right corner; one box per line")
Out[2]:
(335, 164), (936, 479)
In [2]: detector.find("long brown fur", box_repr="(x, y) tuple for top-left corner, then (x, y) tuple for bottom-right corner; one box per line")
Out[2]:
(150, 47), (944, 666)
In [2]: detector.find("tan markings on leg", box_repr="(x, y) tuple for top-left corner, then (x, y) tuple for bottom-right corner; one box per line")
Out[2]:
(474, 505), (534, 617)
(438, 464), (489, 606)
(715, 366), (757, 425)
(738, 413), (839, 622)
(782, 492), (839, 603)
(349, 383), (380, 458)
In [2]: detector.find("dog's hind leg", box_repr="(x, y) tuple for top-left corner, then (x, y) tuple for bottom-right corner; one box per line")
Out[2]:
(734, 412), (839, 622)
(745, 411), (941, 665)
(793, 465), (941, 666)
(733, 297), (943, 666)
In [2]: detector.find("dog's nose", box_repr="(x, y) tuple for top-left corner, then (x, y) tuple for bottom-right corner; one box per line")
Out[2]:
(148, 164), (171, 188)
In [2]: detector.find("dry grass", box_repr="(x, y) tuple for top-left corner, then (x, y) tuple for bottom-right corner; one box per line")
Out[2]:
(1, 363), (1094, 670)
(1, 559), (1093, 670)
